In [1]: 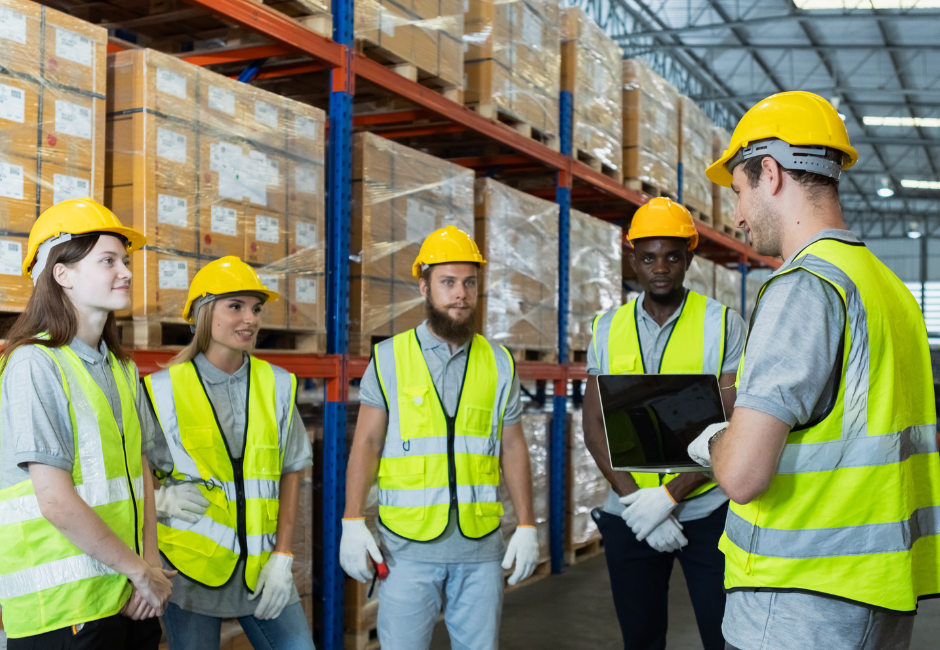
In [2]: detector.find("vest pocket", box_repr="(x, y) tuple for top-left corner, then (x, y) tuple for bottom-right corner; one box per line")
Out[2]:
(611, 353), (639, 373)
(461, 405), (493, 437)
(252, 445), (281, 477)
(399, 386), (433, 439)
(377, 457), (426, 520)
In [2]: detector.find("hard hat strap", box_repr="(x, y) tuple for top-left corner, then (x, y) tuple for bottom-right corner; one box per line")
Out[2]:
(727, 138), (843, 181)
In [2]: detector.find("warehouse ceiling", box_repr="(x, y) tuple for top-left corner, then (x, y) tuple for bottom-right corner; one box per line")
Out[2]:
(569, 0), (940, 238)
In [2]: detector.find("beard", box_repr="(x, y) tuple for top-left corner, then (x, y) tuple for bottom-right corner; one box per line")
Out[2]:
(648, 285), (683, 304)
(747, 192), (784, 258)
(425, 294), (476, 345)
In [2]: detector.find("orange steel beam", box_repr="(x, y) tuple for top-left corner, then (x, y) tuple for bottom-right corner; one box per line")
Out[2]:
(180, 43), (293, 66)
(447, 155), (533, 168)
(242, 61), (327, 80)
(374, 124), (467, 138)
(354, 110), (437, 126)
(695, 219), (779, 268)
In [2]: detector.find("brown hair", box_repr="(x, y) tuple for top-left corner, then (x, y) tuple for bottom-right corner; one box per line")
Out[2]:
(167, 299), (217, 367)
(0, 234), (129, 373)
(741, 147), (844, 198)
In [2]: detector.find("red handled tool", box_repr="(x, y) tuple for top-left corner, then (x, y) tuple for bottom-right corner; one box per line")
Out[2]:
(368, 557), (389, 597)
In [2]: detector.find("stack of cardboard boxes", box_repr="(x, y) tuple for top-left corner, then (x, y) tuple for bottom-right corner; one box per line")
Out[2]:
(566, 409), (609, 551)
(568, 208), (622, 353)
(500, 410), (551, 565)
(712, 125), (744, 239)
(622, 58), (679, 196)
(679, 94), (714, 219)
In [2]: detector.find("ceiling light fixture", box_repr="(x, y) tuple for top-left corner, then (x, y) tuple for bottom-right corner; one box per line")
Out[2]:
(863, 116), (940, 128)
(877, 176), (894, 197)
(901, 179), (940, 190)
(908, 221), (923, 239)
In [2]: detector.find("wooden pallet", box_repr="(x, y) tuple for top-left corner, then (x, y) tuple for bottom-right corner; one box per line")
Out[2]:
(564, 536), (604, 566)
(506, 347), (559, 364)
(357, 42), (462, 102)
(623, 178), (678, 201)
(686, 205), (712, 226)
(470, 104), (561, 152)
(118, 318), (326, 352)
(575, 148), (623, 183)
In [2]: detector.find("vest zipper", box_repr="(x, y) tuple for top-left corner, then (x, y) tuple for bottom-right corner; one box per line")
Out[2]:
(233, 459), (248, 565)
(446, 415), (458, 510)
(121, 434), (141, 556)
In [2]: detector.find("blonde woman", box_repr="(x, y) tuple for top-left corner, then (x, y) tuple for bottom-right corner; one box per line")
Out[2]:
(144, 256), (314, 650)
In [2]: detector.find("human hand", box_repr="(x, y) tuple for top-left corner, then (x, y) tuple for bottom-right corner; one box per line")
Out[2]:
(619, 486), (677, 541)
(340, 518), (383, 583)
(687, 421), (730, 468)
(645, 516), (688, 553)
(154, 483), (210, 523)
(129, 562), (177, 615)
(501, 526), (539, 586)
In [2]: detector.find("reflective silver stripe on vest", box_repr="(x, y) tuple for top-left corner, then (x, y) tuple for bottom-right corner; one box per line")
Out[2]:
(778, 424), (938, 474)
(161, 515), (238, 552)
(0, 476), (144, 526)
(790, 254), (870, 439)
(270, 363), (294, 451)
(197, 478), (280, 503)
(725, 506), (940, 559)
(702, 298), (726, 375)
(148, 370), (203, 481)
(0, 554), (119, 599)
(379, 484), (500, 508)
(246, 532), (276, 556)
(593, 309), (617, 375)
(457, 484), (499, 504)
(380, 434), (501, 460)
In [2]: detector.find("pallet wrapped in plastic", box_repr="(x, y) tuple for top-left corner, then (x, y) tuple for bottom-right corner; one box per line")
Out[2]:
(267, 0), (334, 39)
(685, 255), (715, 299)
(351, 133), (475, 356)
(560, 8), (623, 178)
(714, 263), (741, 314)
(679, 95), (713, 219)
(500, 410), (551, 564)
(569, 209), (622, 353)
(622, 58), (678, 195)
(464, 0), (561, 143)
(356, 0), (464, 90)
(566, 409), (608, 547)
(0, 0), (108, 312)
(106, 48), (326, 347)
(474, 178), (559, 356)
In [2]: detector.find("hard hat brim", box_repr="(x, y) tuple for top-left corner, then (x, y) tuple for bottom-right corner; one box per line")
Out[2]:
(706, 138), (860, 189)
(182, 288), (281, 323)
(23, 225), (147, 277)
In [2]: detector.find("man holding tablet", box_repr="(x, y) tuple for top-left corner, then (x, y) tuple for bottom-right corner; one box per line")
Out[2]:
(581, 197), (746, 650)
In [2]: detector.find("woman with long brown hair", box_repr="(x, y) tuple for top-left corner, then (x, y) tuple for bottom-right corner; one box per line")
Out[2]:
(0, 199), (174, 649)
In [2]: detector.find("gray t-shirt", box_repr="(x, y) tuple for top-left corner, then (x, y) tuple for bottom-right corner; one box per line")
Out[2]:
(147, 352), (313, 617)
(0, 338), (155, 490)
(358, 321), (523, 563)
(724, 229), (907, 648)
(586, 291), (745, 522)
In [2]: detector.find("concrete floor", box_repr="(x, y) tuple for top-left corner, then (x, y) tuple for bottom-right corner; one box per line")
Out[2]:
(429, 554), (940, 650)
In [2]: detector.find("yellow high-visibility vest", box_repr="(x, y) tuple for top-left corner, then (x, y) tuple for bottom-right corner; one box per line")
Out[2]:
(145, 357), (297, 590)
(723, 238), (940, 612)
(373, 330), (515, 541)
(593, 290), (727, 498)
(0, 345), (144, 638)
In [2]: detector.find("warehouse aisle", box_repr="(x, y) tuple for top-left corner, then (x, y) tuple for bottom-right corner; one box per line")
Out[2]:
(429, 555), (940, 650)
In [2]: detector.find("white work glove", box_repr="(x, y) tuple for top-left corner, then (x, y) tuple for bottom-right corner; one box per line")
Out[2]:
(154, 483), (210, 523)
(248, 553), (294, 620)
(340, 518), (383, 583)
(687, 421), (730, 468)
(645, 515), (688, 553)
(502, 526), (539, 586)
(619, 486), (677, 541)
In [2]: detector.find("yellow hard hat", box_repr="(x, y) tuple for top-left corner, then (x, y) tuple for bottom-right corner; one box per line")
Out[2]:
(411, 225), (486, 279)
(182, 256), (280, 323)
(706, 91), (858, 188)
(24, 198), (146, 278)
(627, 197), (699, 250)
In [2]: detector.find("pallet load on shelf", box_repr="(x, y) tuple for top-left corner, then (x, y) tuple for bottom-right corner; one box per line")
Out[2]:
(0, 0), (107, 312)
(106, 48), (326, 348)
(565, 409), (608, 564)
(714, 263), (742, 314)
(711, 125), (746, 241)
(474, 178), (559, 360)
(685, 255), (716, 299)
(355, 0), (463, 95)
(463, 0), (561, 148)
(267, 0), (334, 39)
(678, 95), (713, 221)
(560, 7), (623, 182)
(622, 58), (679, 197)
(351, 132), (474, 356)
(568, 208), (622, 357)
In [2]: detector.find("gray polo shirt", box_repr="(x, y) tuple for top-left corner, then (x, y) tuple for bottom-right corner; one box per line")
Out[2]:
(0, 338), (154, 491)
(358, 320), (524, 563)
(723, 229), (911, 649)
(147, 352), (312, 617)
(586, 290), (746, 522)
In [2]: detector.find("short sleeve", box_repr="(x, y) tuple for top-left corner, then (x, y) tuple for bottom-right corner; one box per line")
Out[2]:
(359, 358), (388, 411)
(721, 309), (748, 374)
(586, 330), (603, 376)
(133, 365), (155, 455)
(502, 372), (523, 426)
(282, 404), (313, 474)
(734, 271), (845, 428)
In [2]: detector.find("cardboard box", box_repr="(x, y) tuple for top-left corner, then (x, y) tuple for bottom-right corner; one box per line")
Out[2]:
(679, 95), (713, 217)
(0, 236), (31, 311)
(42, 10), (107, 95)
(622, 58), (679, 194)
(107, 49), (197, 123)
(131, 250), (197, 320)
(255, 269), (287, 329)
(287, 272), (325, 331)
(199, 199), (246, 259)
(246, 209), (286, 267)
(0, 159), (39, 232)
(0, 76), (41, 162)
(568, 208), (621, 352)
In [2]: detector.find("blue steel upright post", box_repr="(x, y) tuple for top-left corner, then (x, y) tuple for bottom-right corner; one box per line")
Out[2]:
(323, 3), (354, 648)
(738, 257), (748, 319)
(551, 90), (573, 574)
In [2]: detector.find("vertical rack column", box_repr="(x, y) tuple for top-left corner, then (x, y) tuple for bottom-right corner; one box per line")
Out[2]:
(738, 254), (748, 319)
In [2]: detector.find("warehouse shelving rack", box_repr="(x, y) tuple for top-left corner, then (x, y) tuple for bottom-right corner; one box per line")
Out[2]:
(106, 1), (782, 647)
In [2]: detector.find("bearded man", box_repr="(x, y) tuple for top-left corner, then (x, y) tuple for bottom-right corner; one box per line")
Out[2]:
(339, 226), (538, 650)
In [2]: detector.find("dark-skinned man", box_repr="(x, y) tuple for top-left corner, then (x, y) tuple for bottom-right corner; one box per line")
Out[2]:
(582, 197), (746, 650)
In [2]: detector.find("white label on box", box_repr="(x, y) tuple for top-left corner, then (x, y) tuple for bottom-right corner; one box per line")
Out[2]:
(255, 101), (279, 128)
(0, 83), (25, 123)
(0, 9), (27, 45)
(380, 8), (395, 36)
(55, 100), (91, 139)
(158, 259), (189, 290)
(53, 173), (89, 204)
(258, 274), (279, 293)
(0, 163), (23, 200)
(208, 85), (235, 115)
(255, 215), (280, 244)
(294, 166), (318, 194)
(406, 199), (437, 243)
(463, 0), (469, 13)
(55, 27), (92, 67)
(156, 68), (187, 99)
(210, 141), (242, 172)
(295, 277), (317, 304)
(157, 127), (187, 163)
(0, 240), (22, 276)
(522, 6), (542, 47)
(210, 205), (238, 236)
(157, 194), (188, 227)
(296, 221), (317, 249)
(295, 115), (318, 141)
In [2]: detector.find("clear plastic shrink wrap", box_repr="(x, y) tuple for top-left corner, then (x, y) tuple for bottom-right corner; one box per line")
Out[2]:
(622, 58), (679, 194)
(567, 409), (608, 546)
(714, 263), (742, 314)
(684, 256), (715, 299)
(474, 178), (559, 354)
(560, 8), (623, 175)
(568, 209), (622, 352)
(351, 132), (475, 355)
(711, 126), (740, 235)
(0, 0), (108, 311)
(500, 410), (551, 564)
(106, 48), (326, 342)
(463, 0), (561, 141)
(679, 95), (713, 218)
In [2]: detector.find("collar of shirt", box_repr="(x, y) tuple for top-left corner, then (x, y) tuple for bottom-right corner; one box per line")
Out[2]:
(634, 290), (689, 332)
(68, 337), (109, 365)
(193, 352), (249, 384)
(415, 320), (470, 361)
(773, 228), (860, 278)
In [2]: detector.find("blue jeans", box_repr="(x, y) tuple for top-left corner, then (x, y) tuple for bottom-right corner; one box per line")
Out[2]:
(162, 602), (315, 650)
